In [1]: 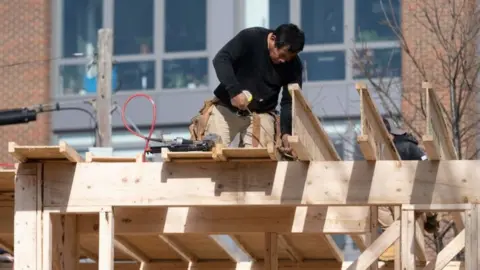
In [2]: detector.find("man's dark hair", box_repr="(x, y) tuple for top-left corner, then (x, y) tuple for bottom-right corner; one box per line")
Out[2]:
(273, 23), (305, 53)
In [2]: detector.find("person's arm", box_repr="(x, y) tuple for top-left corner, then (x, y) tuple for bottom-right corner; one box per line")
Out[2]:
(212, 29), (253, 99)
(410, 144), (428, 160)
(280, 58), (303, 136)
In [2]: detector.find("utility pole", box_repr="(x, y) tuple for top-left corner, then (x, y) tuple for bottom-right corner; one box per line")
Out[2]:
(95, 28), (113, 148)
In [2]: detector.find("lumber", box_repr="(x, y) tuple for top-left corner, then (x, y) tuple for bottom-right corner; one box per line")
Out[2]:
(422, 82), (458, 160)
(288, 83), (340, 161)
(9, 140), (83, 162)
(76, 206), (370, 234)
(355, 83), (400, 160)
(99, 208), (115, 269)
(42, 161), (480, 207)
(14, 163), (42, 270)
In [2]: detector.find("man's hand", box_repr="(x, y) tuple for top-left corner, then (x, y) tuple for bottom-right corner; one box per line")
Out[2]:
(281, 134), (292, 153)
(231, 91), (249, 110)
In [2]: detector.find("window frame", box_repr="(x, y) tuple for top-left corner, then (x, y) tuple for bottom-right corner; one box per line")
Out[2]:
(52, 0), (211, 97)
(240, 0), (402, 85)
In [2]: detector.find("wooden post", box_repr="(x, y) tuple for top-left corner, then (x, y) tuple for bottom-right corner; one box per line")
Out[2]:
(99, 208), (115, 269)
(95, 28), (113, 147)
(14, 163), (42, 270)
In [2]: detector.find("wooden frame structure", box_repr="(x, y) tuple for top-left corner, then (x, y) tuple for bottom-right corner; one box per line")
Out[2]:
(10, 82), (478, 270)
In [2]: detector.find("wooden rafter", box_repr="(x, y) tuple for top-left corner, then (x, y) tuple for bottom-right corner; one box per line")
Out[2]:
(158, 235), (197, 263)
(422, 81), (458, 160)
(422, 81), (465, 232)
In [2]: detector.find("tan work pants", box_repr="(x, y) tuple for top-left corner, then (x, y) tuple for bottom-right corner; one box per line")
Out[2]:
(204, 104), (276, 147)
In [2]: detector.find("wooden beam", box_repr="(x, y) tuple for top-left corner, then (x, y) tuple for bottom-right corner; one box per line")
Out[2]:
(9, 141), (83, 163)
(464, 204), (479, 270)
(44, 213), (80, 270)
(287, 83), (340, 161)
(74, 206), (370, 234)
(43, 161), (480, 207)
(355, 83), (401, 161)
(422, 82), (465, 233)
(278, 234), (303, 262)
(401, 208), (415, 270)
(114, 236), (150, 264)
(158, 235), (198, 263)
(14, 163), (42, 270)
(422, 82), (458, 160)
(98, 208), (115, 270)
(264, 233), (278, 270)
(422, 229), (465, 270)
(346, 220), (401, 270)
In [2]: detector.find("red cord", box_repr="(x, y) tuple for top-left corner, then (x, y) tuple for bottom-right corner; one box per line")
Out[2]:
(0, 163), (14, 169)
(121, 93), (157, 162)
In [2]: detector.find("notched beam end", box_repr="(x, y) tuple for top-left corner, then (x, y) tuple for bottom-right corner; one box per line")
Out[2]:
(422, 135), (441, 160)
(357, 135), (377, 161)
(287, 136), (310, 161)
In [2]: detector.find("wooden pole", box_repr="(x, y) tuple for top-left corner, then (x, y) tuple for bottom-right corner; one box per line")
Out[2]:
(95, 28), (113, 147)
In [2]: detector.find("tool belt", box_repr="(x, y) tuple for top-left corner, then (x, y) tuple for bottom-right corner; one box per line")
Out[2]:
(189, 97), (219, 141)
(188, 98), (282, 149)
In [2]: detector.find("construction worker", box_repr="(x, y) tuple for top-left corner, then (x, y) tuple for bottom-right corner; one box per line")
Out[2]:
(189, 24), (305, 154)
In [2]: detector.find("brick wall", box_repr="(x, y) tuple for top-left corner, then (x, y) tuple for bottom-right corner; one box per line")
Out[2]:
(401, 0), (478, 159)
(0, 0), (51, 164)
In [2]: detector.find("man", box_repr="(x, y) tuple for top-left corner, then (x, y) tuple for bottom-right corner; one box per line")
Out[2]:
(189, 24), (305, 153)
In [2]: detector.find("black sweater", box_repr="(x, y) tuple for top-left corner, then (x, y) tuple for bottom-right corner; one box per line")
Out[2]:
(212, 27), (303, 136)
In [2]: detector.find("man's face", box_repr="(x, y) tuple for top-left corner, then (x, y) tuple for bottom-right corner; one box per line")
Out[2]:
(269, 44), (297, 64)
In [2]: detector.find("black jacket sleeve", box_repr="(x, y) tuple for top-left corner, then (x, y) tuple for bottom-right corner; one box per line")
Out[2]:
(212, 29), (253, 99)
(280, 57), (303, 136)
(409, 144), (427, 160)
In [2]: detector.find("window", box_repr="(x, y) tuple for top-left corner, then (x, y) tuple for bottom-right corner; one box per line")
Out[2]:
(242, 0), (289, 29)
(114, 0), (154, 55)
(115, 61), (156, 91)
(165, 0), (206, 52)
(163, 58), (208, 89)
(352, 47), (401, 79)
(269, 0), (290, 28)
(163, 0), (208, 90)
(59, 64), (86, 96)
(302, 51), (346, 81)
(62, 0), (103, 57)
(355, 0), (401, 42)
(301, 0), (344, 45)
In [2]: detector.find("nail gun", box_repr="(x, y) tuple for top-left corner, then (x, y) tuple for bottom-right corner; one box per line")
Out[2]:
(145, 133), (221, 154)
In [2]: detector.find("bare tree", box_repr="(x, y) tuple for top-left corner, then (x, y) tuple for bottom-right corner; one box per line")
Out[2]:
(352, 0), (480, 160)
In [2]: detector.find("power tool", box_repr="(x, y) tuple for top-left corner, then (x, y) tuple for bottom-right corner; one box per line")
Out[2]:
(146, 133), (221, 154)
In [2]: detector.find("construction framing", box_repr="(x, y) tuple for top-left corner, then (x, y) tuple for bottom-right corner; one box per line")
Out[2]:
(9, 82), (478, 269)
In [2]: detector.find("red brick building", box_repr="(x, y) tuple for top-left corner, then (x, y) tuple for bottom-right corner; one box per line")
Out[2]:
(0, 0), (51, 164)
